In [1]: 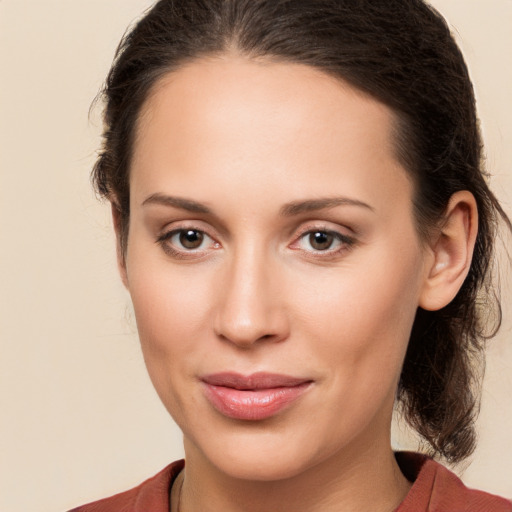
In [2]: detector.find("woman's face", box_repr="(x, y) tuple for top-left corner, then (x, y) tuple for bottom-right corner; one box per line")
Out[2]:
(124, 55), (430, 480)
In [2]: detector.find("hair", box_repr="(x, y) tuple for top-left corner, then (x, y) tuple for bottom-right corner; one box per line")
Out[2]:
(92, 0), (510, 463)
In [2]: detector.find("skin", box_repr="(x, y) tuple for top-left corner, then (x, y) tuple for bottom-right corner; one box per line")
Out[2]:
(115, 54), (477, 512)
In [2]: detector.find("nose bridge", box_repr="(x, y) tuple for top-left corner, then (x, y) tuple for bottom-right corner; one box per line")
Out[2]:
(213, 239), (287, 347)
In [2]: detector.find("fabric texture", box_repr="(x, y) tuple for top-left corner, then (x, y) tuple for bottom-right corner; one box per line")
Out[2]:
(68, 453), (511, 512)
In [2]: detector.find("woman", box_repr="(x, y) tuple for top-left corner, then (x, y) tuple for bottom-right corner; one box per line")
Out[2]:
(70, 0), (511, 510)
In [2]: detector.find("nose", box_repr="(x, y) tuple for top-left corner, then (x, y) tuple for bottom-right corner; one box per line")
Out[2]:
(213, 246), (290, 349)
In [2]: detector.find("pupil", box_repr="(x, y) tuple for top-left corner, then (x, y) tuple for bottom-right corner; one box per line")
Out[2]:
(180, 230), (203, 249)
(310, 231), (332, 250)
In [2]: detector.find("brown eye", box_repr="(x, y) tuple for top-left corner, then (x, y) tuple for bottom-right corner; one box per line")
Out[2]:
(293, 228), (354, 256)
(157, 227), (219, 259)
(308, 231), (334, 251)
(179, 229), (204, 249)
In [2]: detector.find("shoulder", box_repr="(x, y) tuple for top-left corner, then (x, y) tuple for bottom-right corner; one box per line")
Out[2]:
(67, 460), (184, 512)
(396, 452), (512, 512)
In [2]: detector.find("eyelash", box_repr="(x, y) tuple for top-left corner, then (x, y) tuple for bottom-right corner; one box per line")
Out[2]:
(156, 224), (356, 260)
(291, 226), (356, 259)
(156, 226), (219, 260)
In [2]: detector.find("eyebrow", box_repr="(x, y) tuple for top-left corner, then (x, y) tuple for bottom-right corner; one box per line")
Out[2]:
(142, 193), (374, 216)
(142, 193), (212, 214)
(279, 197), (374, 216)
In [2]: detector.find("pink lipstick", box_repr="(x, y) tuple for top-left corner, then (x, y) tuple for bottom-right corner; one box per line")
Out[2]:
(201, 372), (312, 420)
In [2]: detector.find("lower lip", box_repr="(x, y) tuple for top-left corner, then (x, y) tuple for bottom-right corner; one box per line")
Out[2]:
(202, 382), (311, 420)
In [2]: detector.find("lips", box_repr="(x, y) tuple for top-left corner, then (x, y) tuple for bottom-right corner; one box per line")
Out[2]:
(201, 372), (313, 420)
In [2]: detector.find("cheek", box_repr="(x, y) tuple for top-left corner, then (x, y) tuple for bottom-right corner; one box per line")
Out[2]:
(291, 243), (423, 386)
(125, 243), (217, 393)
(130, 269), (209, 346)
(127, 267), (216, 429)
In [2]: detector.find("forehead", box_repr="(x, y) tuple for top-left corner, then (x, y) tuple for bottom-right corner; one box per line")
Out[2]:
(135, 54), (397, 156)
(131, 54), (411, 216)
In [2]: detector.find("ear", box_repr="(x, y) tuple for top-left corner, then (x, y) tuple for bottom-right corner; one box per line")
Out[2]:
(419, 191), (478, 311)
(111, 202), (129, 289)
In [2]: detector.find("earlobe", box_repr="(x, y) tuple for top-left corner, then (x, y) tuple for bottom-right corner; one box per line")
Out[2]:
(419, 191), (478, 311)
(111, 202), (129, 289)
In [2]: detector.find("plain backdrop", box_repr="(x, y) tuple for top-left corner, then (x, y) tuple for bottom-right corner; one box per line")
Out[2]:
(0, 1), (511, 511)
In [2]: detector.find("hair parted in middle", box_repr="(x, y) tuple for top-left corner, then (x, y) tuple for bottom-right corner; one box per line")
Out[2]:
(91, 0), (511, 463)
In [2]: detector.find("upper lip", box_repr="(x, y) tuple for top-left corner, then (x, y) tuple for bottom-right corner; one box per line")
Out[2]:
(201, 372), (312, 390)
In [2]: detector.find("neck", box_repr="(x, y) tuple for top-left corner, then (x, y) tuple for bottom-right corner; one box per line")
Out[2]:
(178, 435), (411, 512)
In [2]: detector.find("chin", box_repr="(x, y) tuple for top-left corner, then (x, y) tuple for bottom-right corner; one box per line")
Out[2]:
(184, 419), (334, 482)
(212, 446), (317, 481)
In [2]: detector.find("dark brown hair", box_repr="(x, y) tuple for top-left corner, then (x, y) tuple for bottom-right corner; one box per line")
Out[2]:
(92, 0), (510, 462)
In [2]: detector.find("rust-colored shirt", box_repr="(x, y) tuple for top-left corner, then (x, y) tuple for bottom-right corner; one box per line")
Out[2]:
(68, 453), (511, 512)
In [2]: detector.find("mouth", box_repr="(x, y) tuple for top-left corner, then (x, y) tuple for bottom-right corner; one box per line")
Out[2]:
(201, 372), (313, 421)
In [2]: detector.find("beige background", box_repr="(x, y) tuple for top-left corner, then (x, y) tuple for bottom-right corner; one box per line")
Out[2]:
(0, 1), (511, 511)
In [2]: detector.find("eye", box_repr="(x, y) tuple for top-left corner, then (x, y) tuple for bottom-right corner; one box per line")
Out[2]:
(305, 231), (337, 251)
(293, 228), (355, 255)
(157, 227), (220, 258)
(176, 229), (206, 249)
